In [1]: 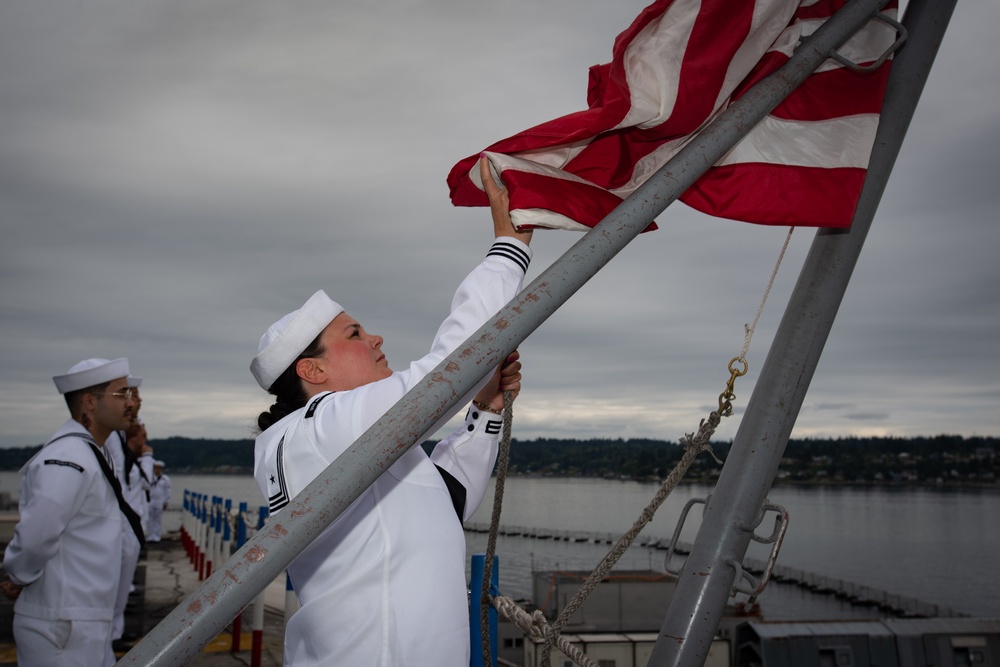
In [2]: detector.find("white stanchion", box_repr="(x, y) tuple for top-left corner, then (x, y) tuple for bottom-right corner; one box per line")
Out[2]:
(179, 489), (282, 665)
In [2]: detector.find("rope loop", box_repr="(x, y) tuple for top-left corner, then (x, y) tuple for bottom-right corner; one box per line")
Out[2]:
(482, 389), (730, 666)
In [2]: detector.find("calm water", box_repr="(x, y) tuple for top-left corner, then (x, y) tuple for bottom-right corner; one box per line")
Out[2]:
(466, 478), (1000, 620)
(3, 472), (997, 619)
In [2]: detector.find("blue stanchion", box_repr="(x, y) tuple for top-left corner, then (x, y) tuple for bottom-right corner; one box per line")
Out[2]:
(469, 553), (498, 667)
(237, 501), (248, 547)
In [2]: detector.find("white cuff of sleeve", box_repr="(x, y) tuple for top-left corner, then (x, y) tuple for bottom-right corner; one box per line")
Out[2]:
(464, 404), (504, 438)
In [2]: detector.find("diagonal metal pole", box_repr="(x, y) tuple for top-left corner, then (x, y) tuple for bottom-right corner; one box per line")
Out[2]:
(118, 1), (894, 664)
(647, 0), (958, 664)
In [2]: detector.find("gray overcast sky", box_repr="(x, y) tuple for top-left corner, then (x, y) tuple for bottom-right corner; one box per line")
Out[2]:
(1, 0), (997, 448)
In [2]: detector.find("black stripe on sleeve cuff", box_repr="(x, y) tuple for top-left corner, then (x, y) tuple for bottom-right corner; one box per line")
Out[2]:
(486, 241), (530, 274)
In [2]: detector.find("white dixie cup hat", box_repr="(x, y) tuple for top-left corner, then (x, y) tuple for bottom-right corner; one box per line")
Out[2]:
(250, 290), (344, 391)
(53, 357), (131, 395)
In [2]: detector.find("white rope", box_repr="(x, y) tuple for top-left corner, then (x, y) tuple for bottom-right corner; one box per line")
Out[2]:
(492, 596), (599, 667)
(740, 227), (794, 360)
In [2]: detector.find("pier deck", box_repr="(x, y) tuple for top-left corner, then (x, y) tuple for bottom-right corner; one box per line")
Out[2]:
(0, 536), (288, 666)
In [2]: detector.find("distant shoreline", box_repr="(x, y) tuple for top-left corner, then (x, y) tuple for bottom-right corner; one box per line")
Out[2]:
(2, 434), (996, 490)
(4, 467), (994, 491)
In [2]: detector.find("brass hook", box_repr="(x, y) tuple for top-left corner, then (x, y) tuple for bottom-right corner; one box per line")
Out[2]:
(718, 357), (748, 416)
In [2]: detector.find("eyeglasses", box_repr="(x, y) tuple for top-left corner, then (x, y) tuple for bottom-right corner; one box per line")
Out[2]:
(102, 388), (135, 401)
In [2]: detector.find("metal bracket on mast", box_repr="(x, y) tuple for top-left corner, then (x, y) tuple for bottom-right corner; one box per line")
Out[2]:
(830, 12), (907, 73)
(663, 498), (789, 605)
(730, 503), (789, 605)
(663, 497), (708, 576)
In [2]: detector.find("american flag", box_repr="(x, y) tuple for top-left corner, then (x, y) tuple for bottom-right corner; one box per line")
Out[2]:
(448, 0), (897, 231)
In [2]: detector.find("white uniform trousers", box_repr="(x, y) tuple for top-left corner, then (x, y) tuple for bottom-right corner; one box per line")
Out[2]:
(146, 503), (163, 542)
(13, 614), (115, 666)
(111, 529), (141, 640)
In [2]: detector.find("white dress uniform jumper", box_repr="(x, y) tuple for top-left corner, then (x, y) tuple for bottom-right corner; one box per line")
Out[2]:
(254, 238), (530, 666)
(4, 420), (125, 667)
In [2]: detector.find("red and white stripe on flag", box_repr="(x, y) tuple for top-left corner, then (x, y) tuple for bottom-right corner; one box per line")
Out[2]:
(448, 0), (897, 231)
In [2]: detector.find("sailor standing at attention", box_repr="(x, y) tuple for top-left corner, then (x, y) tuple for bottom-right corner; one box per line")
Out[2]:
(2, 358), (137, 666)
(109, 375), (153, 649)
(147, 460), (172, 542)
(251, 157), (534, 666)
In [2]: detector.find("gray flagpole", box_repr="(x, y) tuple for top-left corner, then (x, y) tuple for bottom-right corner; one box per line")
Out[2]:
(117, 1), (900, 663)
(647, 0), (958, 664)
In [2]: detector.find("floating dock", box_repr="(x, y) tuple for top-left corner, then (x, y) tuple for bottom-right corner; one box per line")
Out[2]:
(464, 523), (967, 619)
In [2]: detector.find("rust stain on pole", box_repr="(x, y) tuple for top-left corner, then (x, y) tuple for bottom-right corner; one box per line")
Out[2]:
(244, 545), (267, 562)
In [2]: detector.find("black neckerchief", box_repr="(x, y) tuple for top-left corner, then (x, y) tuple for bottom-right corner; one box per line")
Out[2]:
(88, 442), (146, 549)
(122, 434), (151, 487)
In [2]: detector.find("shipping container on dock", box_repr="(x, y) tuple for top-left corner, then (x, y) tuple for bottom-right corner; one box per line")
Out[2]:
(733, 617), (1000, 667)
(734, 620), (899, 667)
(885, 618), (1000, 667)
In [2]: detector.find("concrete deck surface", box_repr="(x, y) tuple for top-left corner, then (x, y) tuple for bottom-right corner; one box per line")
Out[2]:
(1, 535), (290, 666)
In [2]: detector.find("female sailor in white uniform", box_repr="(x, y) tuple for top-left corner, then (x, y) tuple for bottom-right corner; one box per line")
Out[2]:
(251, 158), (533, 666)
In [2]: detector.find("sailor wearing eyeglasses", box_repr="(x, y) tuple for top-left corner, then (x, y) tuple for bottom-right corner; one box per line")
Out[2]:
(2, 358), (137, 667)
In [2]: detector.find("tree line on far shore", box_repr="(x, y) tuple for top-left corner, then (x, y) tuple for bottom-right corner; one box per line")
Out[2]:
(1, 434), (996, 487)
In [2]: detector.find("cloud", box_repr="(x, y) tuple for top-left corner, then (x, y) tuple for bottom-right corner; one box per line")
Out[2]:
(2, 0), (998, 448)
(842, 412), (890, 422)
